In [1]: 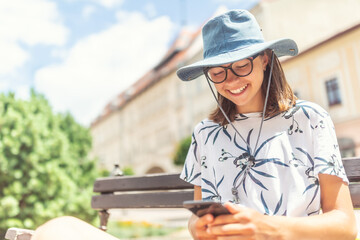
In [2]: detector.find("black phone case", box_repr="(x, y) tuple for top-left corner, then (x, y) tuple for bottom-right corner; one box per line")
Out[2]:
(183, 200), (230, 217)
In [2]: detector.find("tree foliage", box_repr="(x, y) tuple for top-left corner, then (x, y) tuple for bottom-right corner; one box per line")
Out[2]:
(122, 166), (135, 176)
(173, 135), (192, 166)
(0, 90), (98, 235)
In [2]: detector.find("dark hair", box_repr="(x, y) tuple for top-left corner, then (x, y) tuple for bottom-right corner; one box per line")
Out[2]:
(209, 50), (297, 126)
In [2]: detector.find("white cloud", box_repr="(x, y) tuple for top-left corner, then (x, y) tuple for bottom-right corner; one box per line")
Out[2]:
(0, 42), (29, 74)
(0, 0), (68, 75)
(15, 85), (31, 100)
(212, 0), (259, 9)
(0, 79), (10, 92)
(66, 0), (123, 8)
(35, 11), (174, 126)
(82, 5), (97, 19)
(92, 0), (123, 8)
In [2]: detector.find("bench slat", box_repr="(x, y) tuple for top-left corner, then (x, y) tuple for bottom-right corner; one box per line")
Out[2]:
(91, 190), (194, 209)
(343, 158), (360, 182)
(93, 173), (193, 193)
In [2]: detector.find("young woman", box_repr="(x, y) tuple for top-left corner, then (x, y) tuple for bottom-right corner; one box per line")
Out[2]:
(177, 9), (357, 240)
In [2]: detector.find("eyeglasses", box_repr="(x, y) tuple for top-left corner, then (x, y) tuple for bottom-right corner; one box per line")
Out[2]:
(204, 53), (262, 84)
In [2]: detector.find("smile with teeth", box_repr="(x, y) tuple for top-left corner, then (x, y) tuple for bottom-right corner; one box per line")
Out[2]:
(229, 84), (248, 94)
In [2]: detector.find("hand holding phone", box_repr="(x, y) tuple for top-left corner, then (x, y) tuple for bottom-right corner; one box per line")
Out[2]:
(183, 200), (231, 217)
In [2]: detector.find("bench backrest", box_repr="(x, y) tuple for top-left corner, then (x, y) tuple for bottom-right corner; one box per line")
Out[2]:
(91, 173), (194, 209)
(91, 157), (360, 210)
(343, 157), (360, 207)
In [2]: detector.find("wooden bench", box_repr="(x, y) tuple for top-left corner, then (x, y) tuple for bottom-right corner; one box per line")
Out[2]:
(91, 173), (194, 231)
(5, 157), (360, 240)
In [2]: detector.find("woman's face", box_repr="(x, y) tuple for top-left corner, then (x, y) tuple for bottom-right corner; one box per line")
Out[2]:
(213, 54), (269, 114)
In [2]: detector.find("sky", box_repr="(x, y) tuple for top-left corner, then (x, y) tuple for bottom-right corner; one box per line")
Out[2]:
(0, 0), (258, 126)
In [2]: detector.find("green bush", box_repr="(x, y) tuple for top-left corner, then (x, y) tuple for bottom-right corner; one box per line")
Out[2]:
(173, 136), (192, 166)
(0, 90), (98, 236)
(122, 166), (135, 176)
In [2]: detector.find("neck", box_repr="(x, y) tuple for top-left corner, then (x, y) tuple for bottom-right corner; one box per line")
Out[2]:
(236, 97), (265, 114)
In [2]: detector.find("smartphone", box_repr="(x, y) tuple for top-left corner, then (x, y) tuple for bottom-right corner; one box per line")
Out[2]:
(183, 200), (231, 217)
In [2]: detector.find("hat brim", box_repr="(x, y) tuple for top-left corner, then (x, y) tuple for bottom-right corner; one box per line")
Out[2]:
(177, 38), (298, 81)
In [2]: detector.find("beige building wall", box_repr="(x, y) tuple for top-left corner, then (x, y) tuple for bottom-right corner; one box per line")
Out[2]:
(91, 109), (123, 170)
(282, 24), (360, 155)
(122, 52), (216, 175)
(252, 0), (360, 51)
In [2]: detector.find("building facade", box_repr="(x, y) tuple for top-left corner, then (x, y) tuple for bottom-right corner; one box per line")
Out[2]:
(282, 23), (360, 156)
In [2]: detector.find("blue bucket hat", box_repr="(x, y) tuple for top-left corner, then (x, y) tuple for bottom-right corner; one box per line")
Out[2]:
(177, 9), (298, 81)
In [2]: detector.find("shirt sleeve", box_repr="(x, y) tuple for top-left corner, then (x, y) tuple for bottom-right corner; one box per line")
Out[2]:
(312, 112), (349, 184)
(180, 131), (202, 186)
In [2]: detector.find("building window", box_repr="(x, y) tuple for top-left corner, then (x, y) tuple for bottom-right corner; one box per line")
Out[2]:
(338, 137), (356, 158)
(325, 78), (342, 106)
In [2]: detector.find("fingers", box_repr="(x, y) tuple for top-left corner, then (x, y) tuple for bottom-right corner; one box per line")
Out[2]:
(207, 223), (255, 236)
(211, 203), (250, 226)
(206, 203), (255, 237)
(193, 203), (254, 240)
(194, 214), (217, 240)
(196, 232), (217, 240)
(211, 214), (239, 226)
(216, 236), (250, 240)
(195, 214), (214, 228)
(224, 202), (245, 214)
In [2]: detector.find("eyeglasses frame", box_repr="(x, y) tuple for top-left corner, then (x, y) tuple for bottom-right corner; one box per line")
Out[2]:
(203, 52), (263, 84)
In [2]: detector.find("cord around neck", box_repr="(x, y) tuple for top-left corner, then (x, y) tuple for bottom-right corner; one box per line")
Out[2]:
(206, 50), (275, 157)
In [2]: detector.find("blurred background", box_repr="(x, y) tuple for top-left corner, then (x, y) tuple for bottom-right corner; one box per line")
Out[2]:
(1, 0), (360, 239)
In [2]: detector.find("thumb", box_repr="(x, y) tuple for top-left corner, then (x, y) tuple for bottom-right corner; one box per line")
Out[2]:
(224, 202), (245, 214)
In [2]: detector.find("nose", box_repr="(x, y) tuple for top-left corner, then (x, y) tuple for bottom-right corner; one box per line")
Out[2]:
(225, 68), (240, 83)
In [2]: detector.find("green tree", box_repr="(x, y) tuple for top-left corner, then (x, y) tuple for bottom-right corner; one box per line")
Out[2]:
(0, 90), (98, 236)
(173, 136), (192, 166)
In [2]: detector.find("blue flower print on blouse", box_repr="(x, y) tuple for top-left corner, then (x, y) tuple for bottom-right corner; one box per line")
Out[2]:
(183, 163), (201, 184)
(201, 167), (224, 201)
(219, 128), (289, 202)
(292, 100), (328, 129)
(315, 154), (345, 177)
(261, 192), (286, 216)
(294, 147), (319, 210)
(198, 121), (232, 145)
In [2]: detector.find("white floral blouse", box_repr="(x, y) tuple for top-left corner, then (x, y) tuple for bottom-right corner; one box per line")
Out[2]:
(180, 100), (348, 217)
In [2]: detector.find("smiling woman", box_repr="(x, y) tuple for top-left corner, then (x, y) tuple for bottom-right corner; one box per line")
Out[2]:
(176, 9), (357, 240)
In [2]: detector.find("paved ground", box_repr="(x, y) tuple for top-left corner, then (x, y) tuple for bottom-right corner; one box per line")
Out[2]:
(109, 208), (191, 226)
